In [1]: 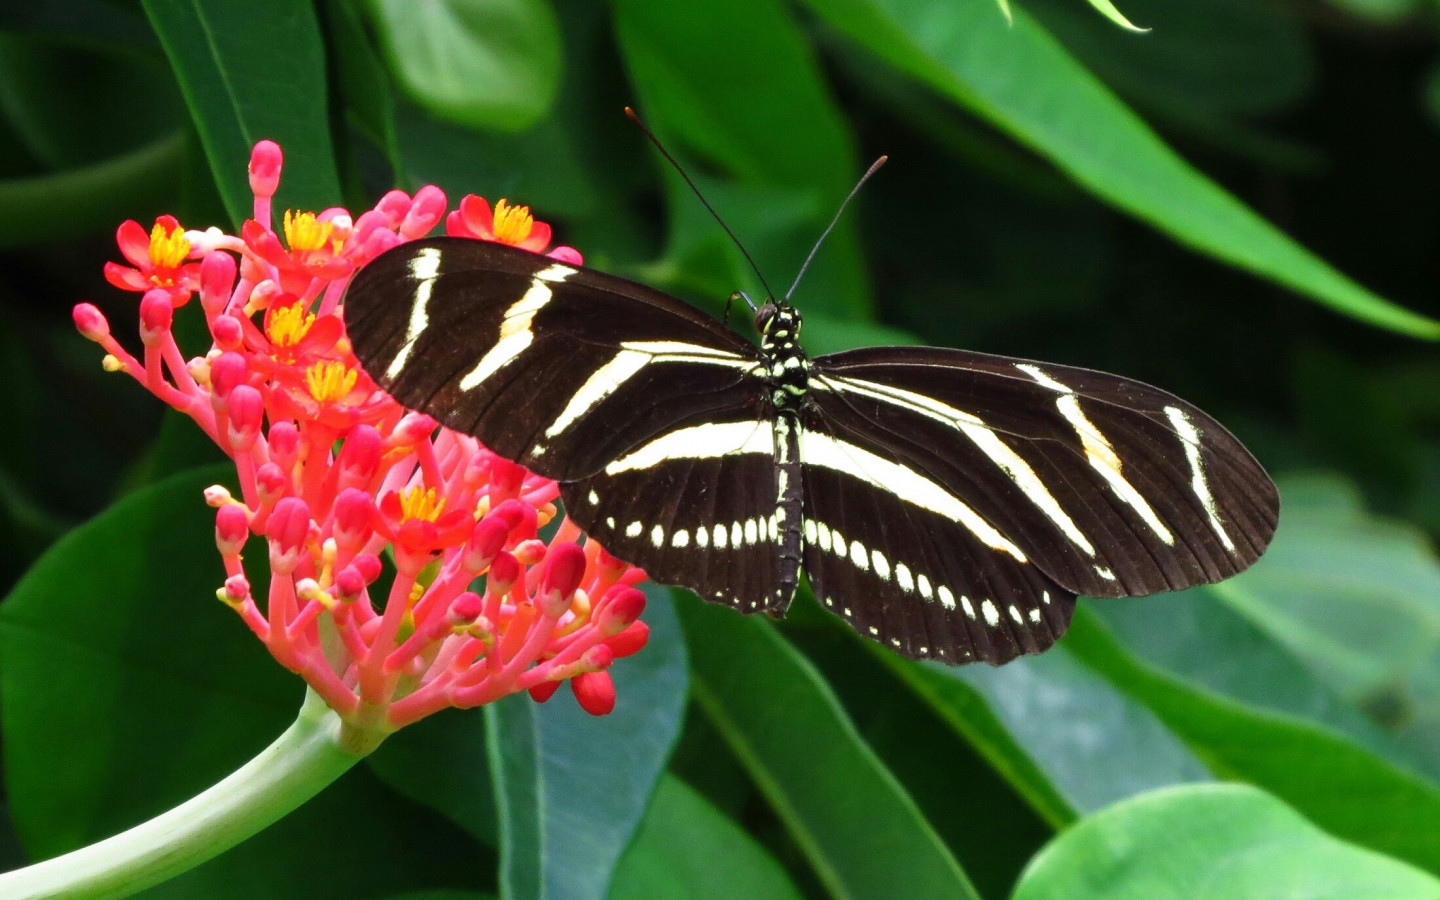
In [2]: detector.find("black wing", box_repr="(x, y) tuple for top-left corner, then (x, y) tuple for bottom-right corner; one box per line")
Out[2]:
(343, 237), (760, 481)
(343, 237), (789, 612)
(808, 346), (1279, 601)
(798, 409), (1076, 664)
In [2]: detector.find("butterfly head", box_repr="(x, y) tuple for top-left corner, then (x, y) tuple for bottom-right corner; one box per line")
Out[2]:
(755, 299), (802, 344)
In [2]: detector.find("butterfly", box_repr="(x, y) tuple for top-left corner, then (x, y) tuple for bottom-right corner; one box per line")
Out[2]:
(340, 231), (1278, 665)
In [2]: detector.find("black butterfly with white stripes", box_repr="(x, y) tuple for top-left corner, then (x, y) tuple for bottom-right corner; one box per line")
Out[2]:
(341, 236), (1279, 666)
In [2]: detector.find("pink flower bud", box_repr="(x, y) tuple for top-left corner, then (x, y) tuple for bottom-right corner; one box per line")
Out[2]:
(596, 587), (646, 637)
(448, 591), (484, 625)
(227, 385), (264, 452)
(265, 497), (312, 574)
(250, 280), (284, 312)
(211, 314), (244, 349)
(547, 246), (584, 266)
(392, 412), (438, 445)
(571, 669), (615, 716)
(350, 553), (382, 584)
(488, 458), (526, 497)
(332, 487), (377, 550)
(486, 551), (520, 596)
(255, 462), (288, 505)
(374, 189), (412, 226)
(537, 543), (586, 617)
(221, 574), (251, 605)
(606, 621), (650, 658)
(528, 681), (561, 703)
(401, 185), (448, 238)
(513, 539), (546, 566)
(138, 290), (173, 344)
(215, 503), (251, 556)
(200, 251), (237, 315)
(334, 565), (367, 602)
(336, 425), (381, 486)
(208, 351), (248, 401)
(73, 303), (110, 340)
(248, 140), (283, 199)
(462, 515), (512, 574)
(268, 421), (299, 469)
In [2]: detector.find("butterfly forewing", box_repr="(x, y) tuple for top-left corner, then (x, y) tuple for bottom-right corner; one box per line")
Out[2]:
(810, 346), (1279, 599)
(343, 238), (760, 481)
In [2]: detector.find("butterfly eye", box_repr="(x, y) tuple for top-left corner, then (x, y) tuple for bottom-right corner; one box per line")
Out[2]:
(754, 302), (777, 334)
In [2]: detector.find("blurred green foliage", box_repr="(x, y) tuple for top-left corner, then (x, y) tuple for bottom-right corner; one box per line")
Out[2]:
(2, 0), (1440, 897)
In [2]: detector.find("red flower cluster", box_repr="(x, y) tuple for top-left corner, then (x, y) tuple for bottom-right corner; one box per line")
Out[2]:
(74, 141), (644, 744)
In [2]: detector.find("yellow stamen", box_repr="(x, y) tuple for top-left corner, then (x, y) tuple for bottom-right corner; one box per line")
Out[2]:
(491, 199), (535, 245)
(102, 354), (123, 372)
(474, 495), (492, 521)
(305, 361), (358, 402)
(537, 501), (557, 528)
(409, 582), (426, 603)
(399, 486), (446, 523)
(148, 222), (191, 270)
(283, 210), (335, 253)
(267, 304), (316, 348)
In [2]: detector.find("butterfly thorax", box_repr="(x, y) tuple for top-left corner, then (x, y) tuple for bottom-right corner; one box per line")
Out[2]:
(755, 301), (810, 413)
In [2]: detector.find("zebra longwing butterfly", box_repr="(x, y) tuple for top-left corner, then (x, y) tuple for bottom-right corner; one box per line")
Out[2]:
(342, 237), (1278, 665)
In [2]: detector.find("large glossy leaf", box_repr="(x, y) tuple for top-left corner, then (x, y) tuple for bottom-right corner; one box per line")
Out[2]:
(676, 594), (980, 900)
(0, 131), (186, 248)
(1066, 609), (1440, 873)
(368, 0), (562, 133)
(1013, 783), (1440, 900)
(609, 774), (804, 900)
(611, 0), (870, 320)
(141, 0), (341, 226)
(896, 646), (1209, 824)
(487, 586), (687, 900)
(1212, 473), (1440, 720)
(796, 0), (1440, 338)
(0, 465), (478, 896)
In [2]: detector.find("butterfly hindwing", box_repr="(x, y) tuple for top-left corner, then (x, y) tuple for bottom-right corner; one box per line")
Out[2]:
(797, 407), (1076, 664)
(560, 414), (794, 615)
(809, 346), (1278, 599)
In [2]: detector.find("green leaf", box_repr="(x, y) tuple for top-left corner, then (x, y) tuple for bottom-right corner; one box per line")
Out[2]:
(368, 0), (562, 133)
(1212, 473), (1440, 717)
(609, 774), (804, 900)
(0, 131), (186, 248)
(898, 646), (1210, 824)
(611, 0), (870, 320)
(487, 586), (688, 900)
(0, 32), (183, 169)
(677, 593), (980, 900)
(1082, 0), (1146, 32)
(1012, 783), (1440, 900)
(1066, 609), (1440, 872)
(367, 708), (498, 847)
(141, 0), (342, 227)
(795, 0), (1440, 338)
(0, 466), (478, 896)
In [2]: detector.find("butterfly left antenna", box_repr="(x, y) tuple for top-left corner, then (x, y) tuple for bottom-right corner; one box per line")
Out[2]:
(625, 106), (775, 307)
(784, 155), (887, 301)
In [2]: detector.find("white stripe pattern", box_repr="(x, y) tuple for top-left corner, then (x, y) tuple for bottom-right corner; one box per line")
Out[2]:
(1015, 364), (1175, 547)
(458, 267), (574, 391)
(822, 374), (1095, 556)
(1165, 405), (1235, 552)
(385, 247), (443, 380)
(799, 430), (1027, 561)
(605, 421), (774, 475)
